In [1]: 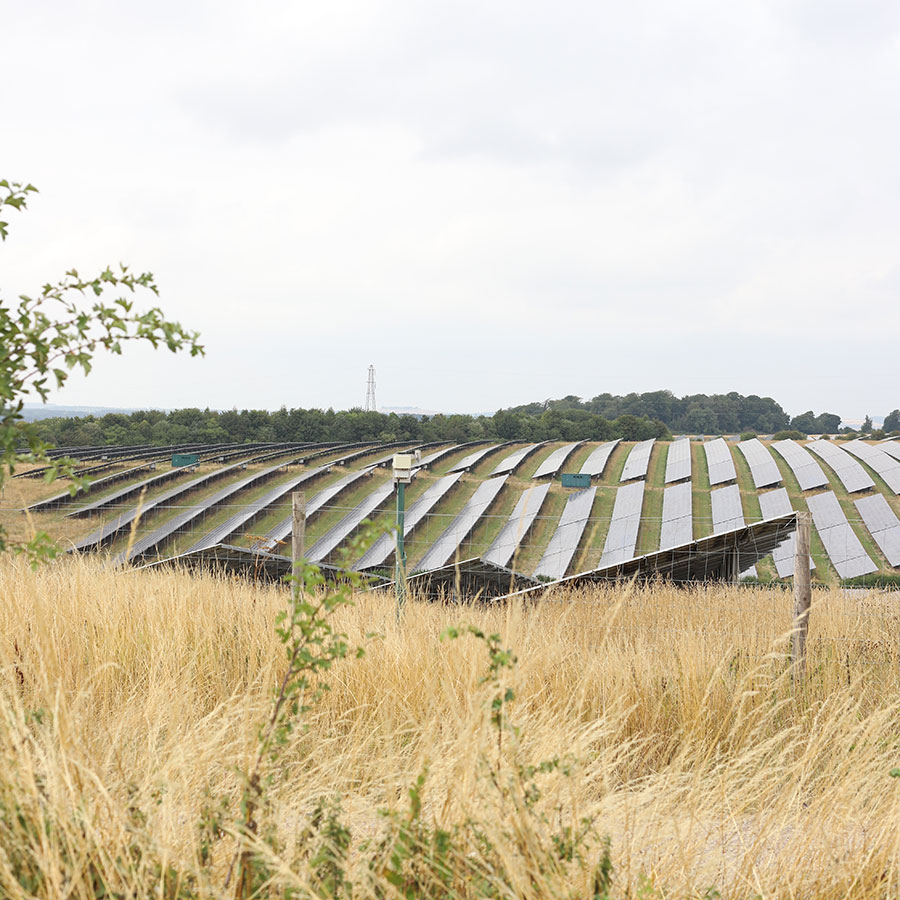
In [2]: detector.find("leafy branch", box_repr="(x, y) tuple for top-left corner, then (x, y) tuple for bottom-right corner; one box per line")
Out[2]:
(0, 178), (203, 557)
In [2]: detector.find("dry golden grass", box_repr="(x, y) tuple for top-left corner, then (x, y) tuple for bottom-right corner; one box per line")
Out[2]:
(1, 555), (900, 897)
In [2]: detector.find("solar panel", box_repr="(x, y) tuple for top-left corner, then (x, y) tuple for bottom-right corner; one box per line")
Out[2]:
(482, 483), (551, 568)
(711, 484), (745, 533)
(854, 494), (900, 567)
(598, 482), (645, 567)
(355, 472), (463, 569)
(620, 440), (654, 482)
(578, 440), (620, 478)
(533, 487), (596, 580)
(758, 488), (814, 578)
(448, 444), (506, 473)
(841, 440), (900, 494)
(806, 441), (875, 494)
(307, 480), (395, 563)
(659, 482), (693, 550)
(770, 440), (829, 491)
(415, 444), (463, 469)
(704, 438), (737, 486)
(880, 441), (900, 462)
(413, 475), (508, 571)
(532, 442), (582, 479)
(736, 439), (782, 489)
(490, 443), (546, 476)
(710, 484), (756, 577)
(664, 438), (692, 484)
(806, 491), (878, 579)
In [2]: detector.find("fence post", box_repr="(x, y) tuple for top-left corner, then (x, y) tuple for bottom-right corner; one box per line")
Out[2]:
(292, 491), (306, 571)
(791, 511), (812, 685)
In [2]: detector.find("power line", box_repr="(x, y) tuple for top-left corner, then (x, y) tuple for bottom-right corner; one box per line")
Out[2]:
(365, 365), (377, 412)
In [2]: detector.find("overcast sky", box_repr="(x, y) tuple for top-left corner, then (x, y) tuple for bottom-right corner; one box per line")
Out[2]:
(3, 0), (899, 421)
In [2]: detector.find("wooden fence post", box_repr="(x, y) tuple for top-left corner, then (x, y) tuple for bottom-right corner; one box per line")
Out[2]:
(792, 511), (812, 685)
(292, 491), (306, 570)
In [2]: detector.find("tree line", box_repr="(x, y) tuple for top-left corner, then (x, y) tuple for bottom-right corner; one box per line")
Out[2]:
(32, 404), (671, 447)
(30, 389), (899, 449)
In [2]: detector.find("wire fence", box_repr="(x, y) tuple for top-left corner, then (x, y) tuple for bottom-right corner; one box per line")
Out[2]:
(5, 497), (900, 589)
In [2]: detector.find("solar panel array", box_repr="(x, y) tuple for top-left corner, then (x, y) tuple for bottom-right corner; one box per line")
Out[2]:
(842, 440), (900, 494)
(28, 463), (155, 513)
(704, 438), (737, 486)
(664, 437), (692, 484)
(532, 442), (582, 479)
(578, 440), (619, 478)
(490, 443), (546, 477)
(770, 440), (829, 491)
(414, 475), (508, 571)
(806, 441), (875, 494)
(72, 448), (306, 551)
(192, 465), (333, 553)
(307, 480), (395, 563)
(806, 491), (877, 579)
(736, 438), (782, 489)
(598, 482), (645, 567)
(659, 482), (693, 550)
(482, 483), (551, 568)
(854, 494), (900, 567)
(256, 466), (378, 552)
(758, 488), (813, 578)
(123, 456), (319, 562)
(620, 439), (654, 482)
(56, 437), (900, 584)
(534, 487), (596, 580)
(355, 472), (462, 569)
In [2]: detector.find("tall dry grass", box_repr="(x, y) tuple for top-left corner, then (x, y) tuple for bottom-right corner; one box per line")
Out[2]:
(1, 555), (900, 897)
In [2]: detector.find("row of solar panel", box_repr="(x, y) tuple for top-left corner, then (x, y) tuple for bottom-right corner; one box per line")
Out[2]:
(61, 437), (900, 581)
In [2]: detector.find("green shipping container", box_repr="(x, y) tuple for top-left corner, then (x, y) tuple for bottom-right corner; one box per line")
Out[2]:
(172, 453), (199, 467)
(560, 473), (590, 488)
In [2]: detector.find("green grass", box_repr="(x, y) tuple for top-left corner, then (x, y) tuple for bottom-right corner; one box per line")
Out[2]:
(405, 477), (478, 567)
(573, 485), (618, 571)
(691, 441), (713, 539)
(512, 489), (567, 576)
(603, 441), (631, 486)
(516, 443), (556, 480)
(462, 482), (521, 558)
(472, 443), (524, 478)
(565, 441), (596, 475)
(635, 442), (667, 556)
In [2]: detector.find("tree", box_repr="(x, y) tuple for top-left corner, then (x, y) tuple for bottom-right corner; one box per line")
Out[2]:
(814, 412), (842, 434)
(789, 411), (818, 435)
(0, 179), (203, 559)
(884, 409), (900, 434)
(861, 414), (873, 434)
